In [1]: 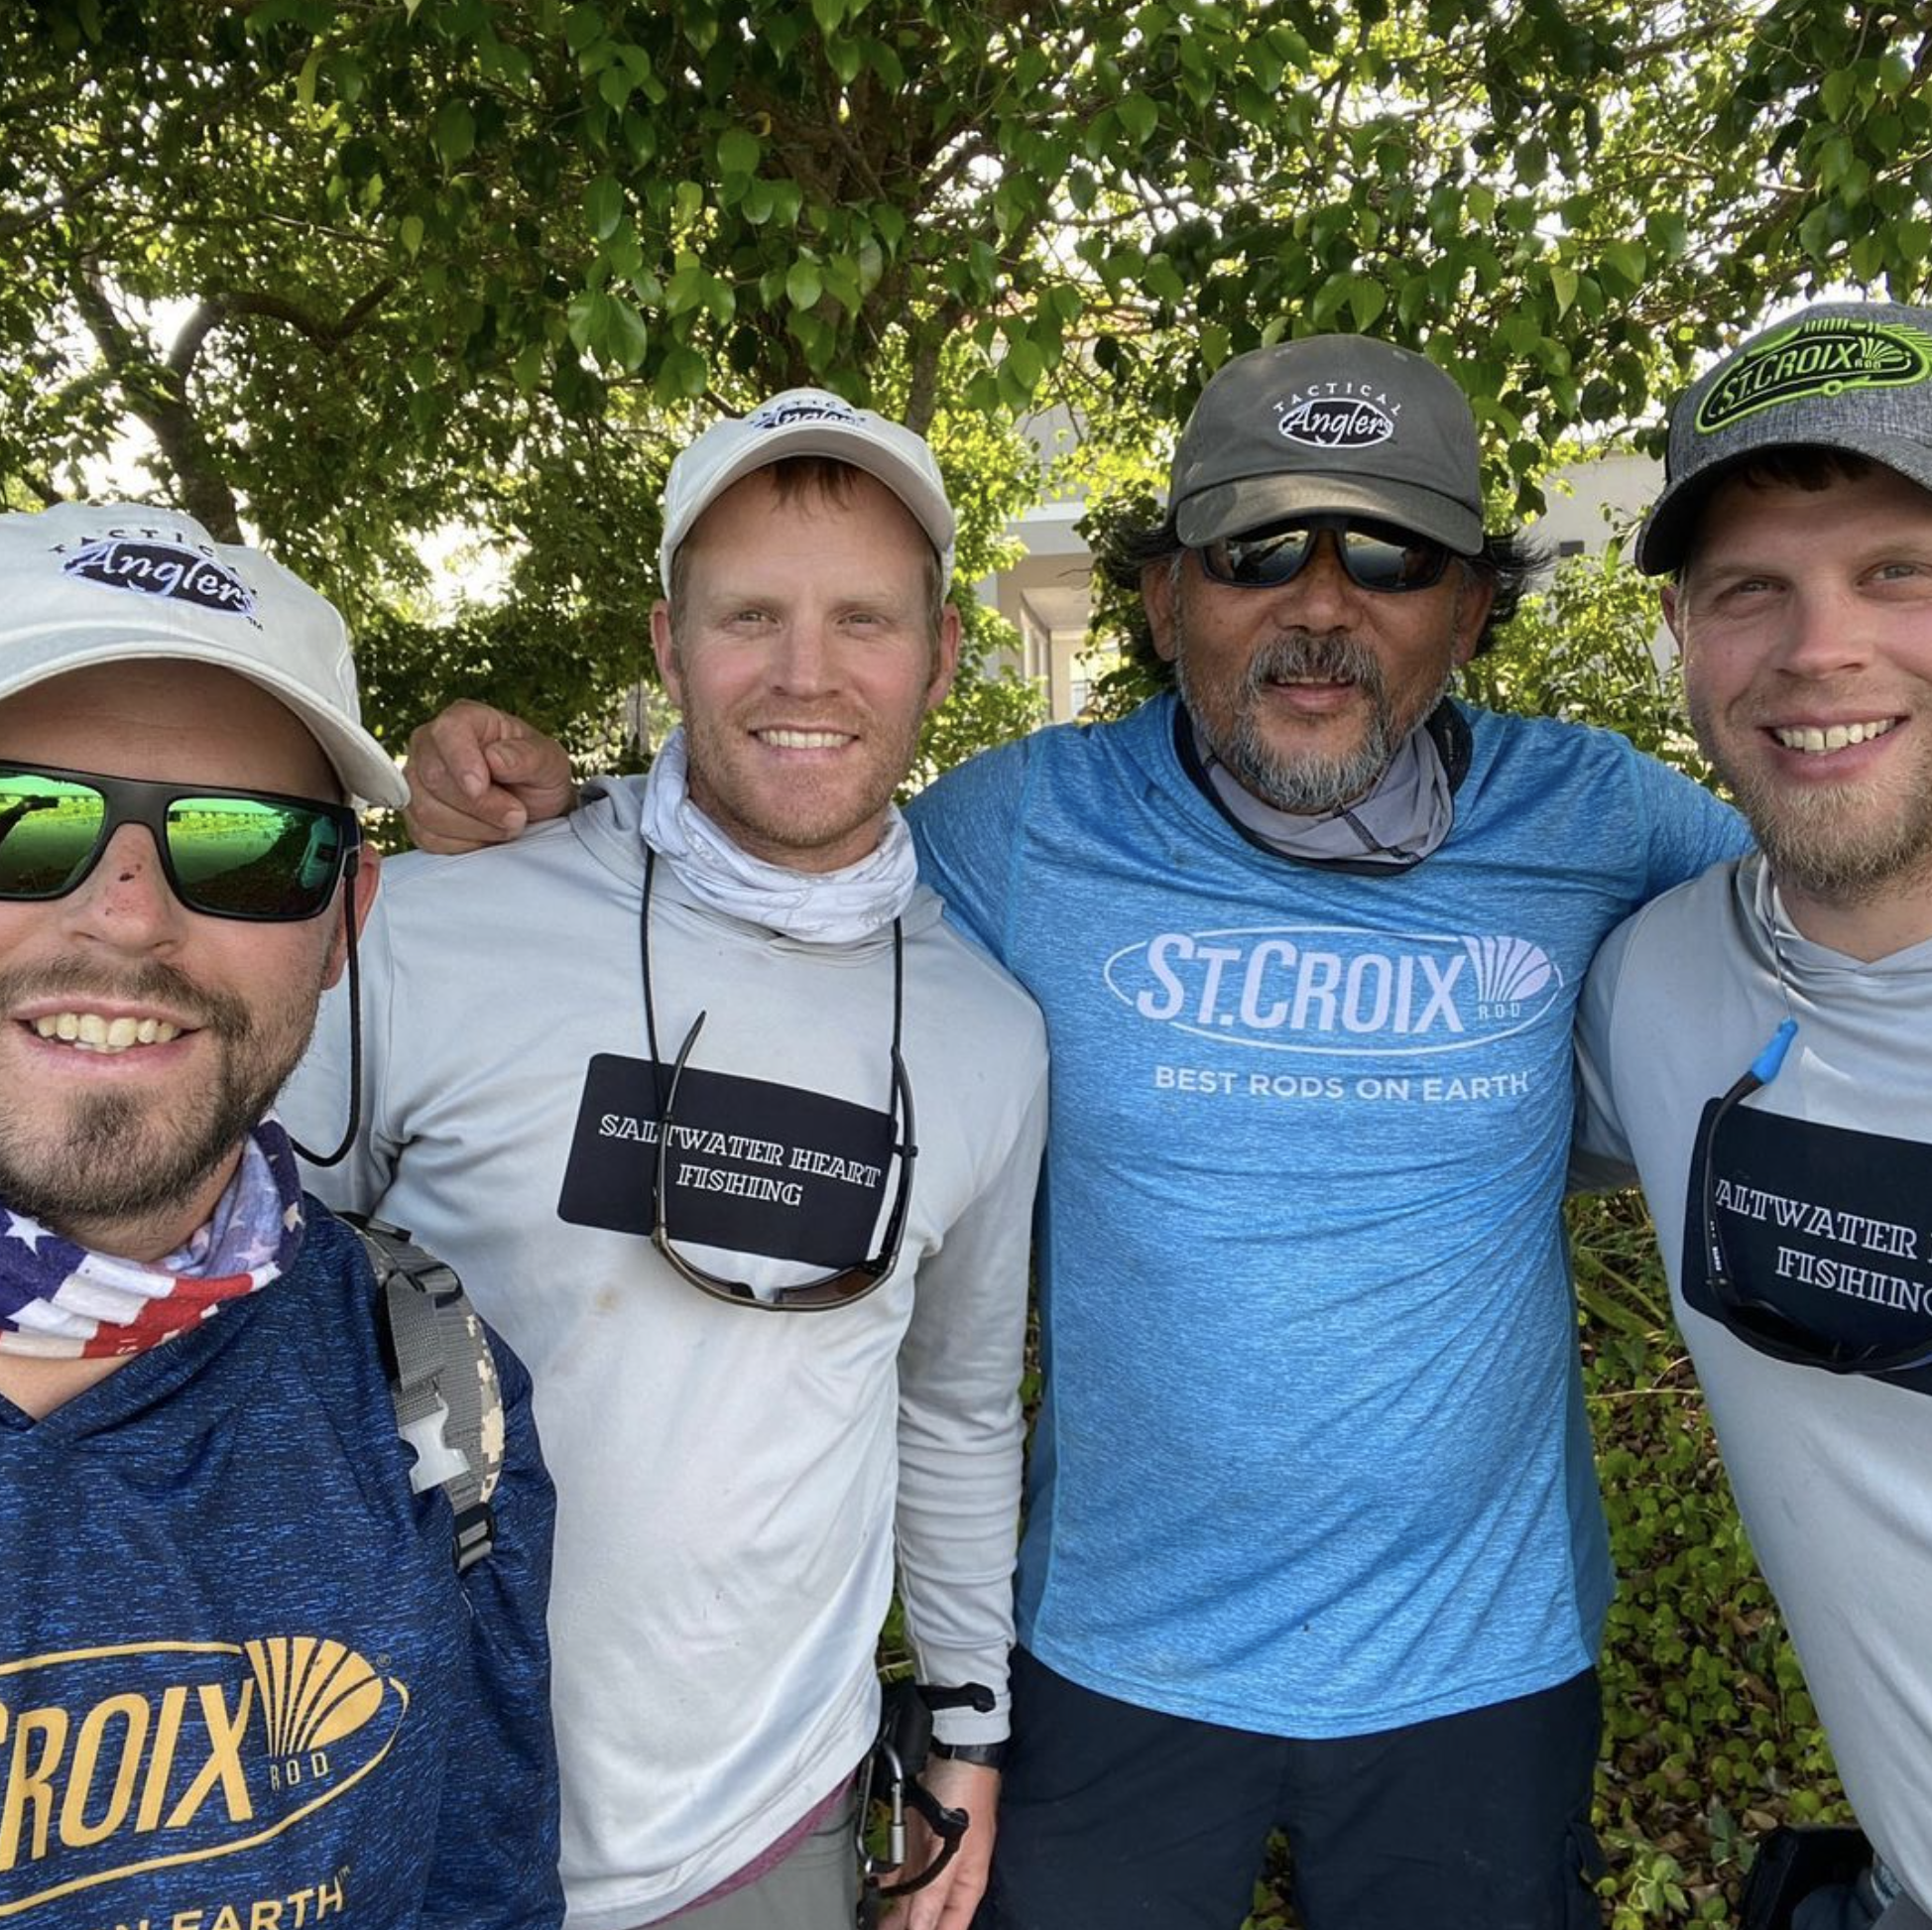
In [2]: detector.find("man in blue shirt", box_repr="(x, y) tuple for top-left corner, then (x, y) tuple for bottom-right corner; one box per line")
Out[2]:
(0, 503), (561, 1929)
(403, 338), (1743, 1930)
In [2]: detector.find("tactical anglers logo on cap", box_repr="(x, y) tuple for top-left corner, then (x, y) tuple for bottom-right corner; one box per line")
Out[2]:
(60, 528), (258, 622)
(746, 393), (862, 432)
(1695, 315), (1932, 434)
(1275, 384), (1400, 451)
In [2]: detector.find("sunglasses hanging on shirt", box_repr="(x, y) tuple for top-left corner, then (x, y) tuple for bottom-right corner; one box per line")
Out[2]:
(639, 850), (917, 1312)
(1693, 1018), (1932, 1383)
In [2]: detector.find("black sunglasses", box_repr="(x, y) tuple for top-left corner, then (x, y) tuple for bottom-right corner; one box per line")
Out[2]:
(1199, 515), (1456, 594)
(1701, 1021), (1932, 1377)
(0, 760), (359, 922)
(641, 853), (917, 1312)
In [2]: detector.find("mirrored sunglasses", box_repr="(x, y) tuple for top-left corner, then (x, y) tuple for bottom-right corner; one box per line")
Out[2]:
(1200, 515), (1455, 594)
(0, 760), (358, 922)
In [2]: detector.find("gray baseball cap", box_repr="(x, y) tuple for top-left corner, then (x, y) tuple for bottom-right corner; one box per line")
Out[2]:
(1168, 335), (1486, 555)
(1637, 301), (1932, 575)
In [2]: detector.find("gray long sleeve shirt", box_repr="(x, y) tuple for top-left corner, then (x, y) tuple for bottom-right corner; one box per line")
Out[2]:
(1577, 854), (1932, 1914)
(285, 782), (1047, 1929)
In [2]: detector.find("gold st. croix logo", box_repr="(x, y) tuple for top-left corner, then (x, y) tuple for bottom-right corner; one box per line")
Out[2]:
(1695, 315), (1932, 432)
(0, 1637), (408, 1916)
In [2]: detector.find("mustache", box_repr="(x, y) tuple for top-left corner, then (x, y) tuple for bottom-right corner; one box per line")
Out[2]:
(1244, 631), (1389, 696)
(0, 958), (249, 1036)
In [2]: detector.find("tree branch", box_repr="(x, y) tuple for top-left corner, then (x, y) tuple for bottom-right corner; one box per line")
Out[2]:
(71, 268), (244, 541)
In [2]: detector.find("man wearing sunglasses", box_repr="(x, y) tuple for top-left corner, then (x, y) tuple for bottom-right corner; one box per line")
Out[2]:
(1575, 302), (1932, 1930)
(395, 335), (1746, 1930)
(286, 397), (1050, 1930)
(0, 504), (561, 1927)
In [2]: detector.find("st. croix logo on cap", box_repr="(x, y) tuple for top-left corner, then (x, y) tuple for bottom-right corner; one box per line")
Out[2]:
(1696, 315), (1932, 433)
(59, 528), (256, 621)
(0, 1634), (407, 1914)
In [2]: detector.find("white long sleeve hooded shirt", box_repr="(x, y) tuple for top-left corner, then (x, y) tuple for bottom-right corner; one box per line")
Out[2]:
(287, 778), (1047, 1929)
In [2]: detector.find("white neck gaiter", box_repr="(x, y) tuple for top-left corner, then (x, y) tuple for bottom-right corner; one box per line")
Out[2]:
(637, 729), (918, 943)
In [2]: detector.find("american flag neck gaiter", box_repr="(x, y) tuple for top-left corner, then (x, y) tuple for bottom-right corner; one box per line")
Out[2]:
(0, 1121), (307, 1360)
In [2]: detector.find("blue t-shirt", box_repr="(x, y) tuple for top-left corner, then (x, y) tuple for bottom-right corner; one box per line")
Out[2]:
(0, 1209), (561, 1928)
(909, 693), (1747, 1736)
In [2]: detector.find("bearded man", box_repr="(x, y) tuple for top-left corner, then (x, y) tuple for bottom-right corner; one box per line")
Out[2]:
(1579, 300), (1932, 1930)
(0, 502), (560, 1929)
(288, 394), (1048, 1930)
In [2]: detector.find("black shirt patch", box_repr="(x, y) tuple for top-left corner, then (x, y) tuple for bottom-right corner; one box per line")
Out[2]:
(1682, 1101), (1932, 1393)
(558, 1052), (894, 1265)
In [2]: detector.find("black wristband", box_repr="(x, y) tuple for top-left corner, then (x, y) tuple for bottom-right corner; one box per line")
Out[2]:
(930, 1738), (1008, 1768)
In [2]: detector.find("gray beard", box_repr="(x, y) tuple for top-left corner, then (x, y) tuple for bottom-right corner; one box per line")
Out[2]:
(1178, 631), (1448, 816)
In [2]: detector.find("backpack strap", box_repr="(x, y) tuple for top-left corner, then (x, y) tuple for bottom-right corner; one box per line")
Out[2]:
(349, 1214), (504, 1574)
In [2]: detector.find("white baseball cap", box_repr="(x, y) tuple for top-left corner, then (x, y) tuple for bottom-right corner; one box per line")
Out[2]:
(0, 502), (408, 809)
(658, 388), (956, 585)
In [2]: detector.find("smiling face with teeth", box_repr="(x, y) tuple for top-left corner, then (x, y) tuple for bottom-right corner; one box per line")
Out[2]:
(1670, 461), (1932, 930)
(0, 663), (372, 1261)
(652, 464), (960, 873)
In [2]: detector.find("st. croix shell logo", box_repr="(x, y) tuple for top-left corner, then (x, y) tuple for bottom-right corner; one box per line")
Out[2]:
(0, 1635), (408, 1916)
(1105, 922), (1563, 1055)
(1695, 315), (1932, 432)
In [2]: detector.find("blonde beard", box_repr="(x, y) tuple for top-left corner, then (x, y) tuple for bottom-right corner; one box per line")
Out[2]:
(1690, 687), (1932, 906)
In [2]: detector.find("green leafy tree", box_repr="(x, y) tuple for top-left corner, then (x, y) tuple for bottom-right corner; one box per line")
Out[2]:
(1461, 543), (1714, 786)
(6, 0), (1932, 763)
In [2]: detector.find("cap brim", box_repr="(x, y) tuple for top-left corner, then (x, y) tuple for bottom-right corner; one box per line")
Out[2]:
(0, 628), (409, 809)
(1637, 429), (1932, 575)
(1174, 474), (1485, 555)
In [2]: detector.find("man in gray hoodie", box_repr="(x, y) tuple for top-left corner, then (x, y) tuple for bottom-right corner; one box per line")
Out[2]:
(1577, 301), (1932, 1930)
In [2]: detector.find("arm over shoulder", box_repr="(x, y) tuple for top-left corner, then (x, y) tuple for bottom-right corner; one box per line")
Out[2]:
(1625, 747), (1751, 899)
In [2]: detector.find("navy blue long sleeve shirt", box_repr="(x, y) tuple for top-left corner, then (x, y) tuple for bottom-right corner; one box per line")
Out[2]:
(0, 1207), (562, 1928)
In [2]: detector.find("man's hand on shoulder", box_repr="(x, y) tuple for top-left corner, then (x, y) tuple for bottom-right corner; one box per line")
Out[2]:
(404, 700), (577, 853)
(878, 1757), (1001, 1930)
